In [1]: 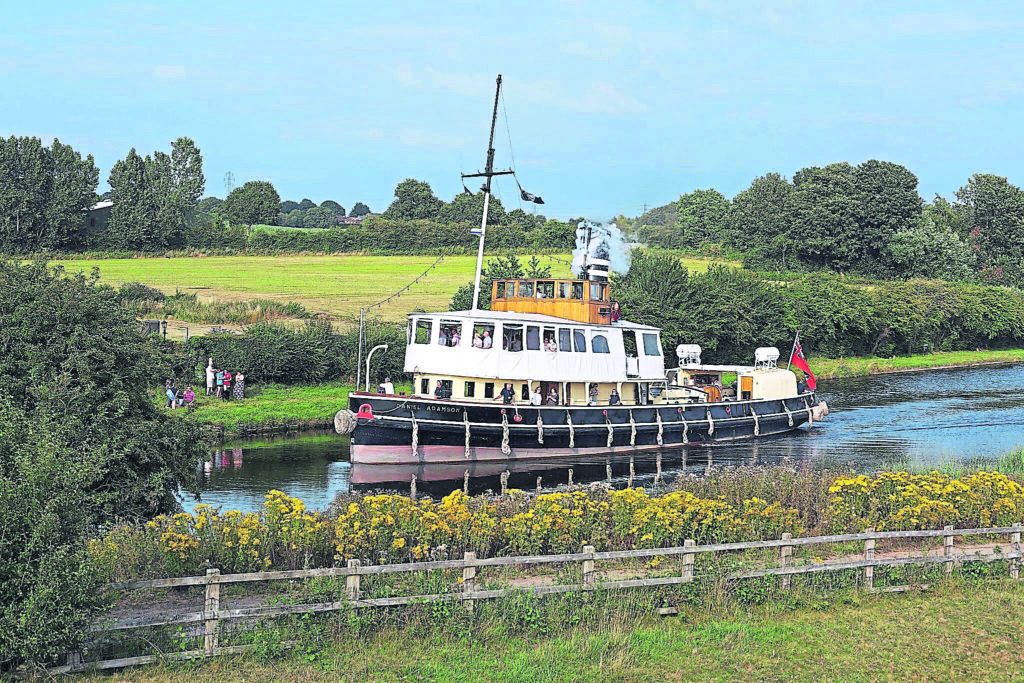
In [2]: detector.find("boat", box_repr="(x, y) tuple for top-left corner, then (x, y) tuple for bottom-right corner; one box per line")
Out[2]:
(334, 75), (828, 465)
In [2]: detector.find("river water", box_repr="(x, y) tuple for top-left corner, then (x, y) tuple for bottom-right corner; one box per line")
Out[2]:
(187, 363), (1024, 512)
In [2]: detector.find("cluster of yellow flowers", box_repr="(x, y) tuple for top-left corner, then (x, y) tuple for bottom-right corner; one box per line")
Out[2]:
(828, 470), (1024, 531)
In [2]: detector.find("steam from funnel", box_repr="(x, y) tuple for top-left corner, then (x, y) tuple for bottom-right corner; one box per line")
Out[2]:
(572, 220), (632, 279)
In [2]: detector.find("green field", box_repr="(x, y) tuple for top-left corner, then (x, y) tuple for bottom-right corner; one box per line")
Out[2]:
(51, 253), (726, 323)
(71, 582), (1024, 681)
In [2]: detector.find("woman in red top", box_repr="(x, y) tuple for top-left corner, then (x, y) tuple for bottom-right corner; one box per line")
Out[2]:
(222, 371), (232, 400)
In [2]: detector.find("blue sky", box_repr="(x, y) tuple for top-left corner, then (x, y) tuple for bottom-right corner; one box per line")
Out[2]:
(3, 1), (1023, 219)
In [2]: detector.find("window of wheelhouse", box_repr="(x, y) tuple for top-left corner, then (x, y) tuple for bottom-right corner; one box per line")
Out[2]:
(589, 283), (608, 301)
(439, 320), (462, 347)
(592, 333), (610, 354)
(521, 383), (530, 401)
(571, 282), (584, 299)
(623, 330), (637, 357)
(496, 282), (506, 299)
(420, 377), (429, 394)
(559, 328), (572, 352)
(484, 382), (495, 398)
(414, 319), (433, 344)
(573, 329), (587, 352)
(434, 379), (453, 399)
(518, 281), (534, 297)
(503, 323), (524, 352)
(558, 282), (570, 298)
(472, 322), (495, 348)
(526, 325), (541, 351)
(536, 281), (555, 299)
(543, 327), (557, 351)
(643, 333), (661, 356)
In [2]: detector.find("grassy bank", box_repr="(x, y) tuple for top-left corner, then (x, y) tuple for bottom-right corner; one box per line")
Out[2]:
(69, 581), (1024, 681)
(812, 348), (1024, 380)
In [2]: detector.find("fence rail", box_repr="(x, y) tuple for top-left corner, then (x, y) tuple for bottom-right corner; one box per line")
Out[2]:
(57, 524), (1023, 674)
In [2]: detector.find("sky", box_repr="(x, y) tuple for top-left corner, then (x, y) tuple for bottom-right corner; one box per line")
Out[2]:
(3, 1), (1024, 219)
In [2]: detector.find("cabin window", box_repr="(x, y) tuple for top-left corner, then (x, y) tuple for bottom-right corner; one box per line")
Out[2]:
(559, 328), (572, 352)
(518, 281), (534, 297)
(420, 377), (430, 394)
(496, 282), (506, 299)
(464, 381), (476, 398)
(521, 384), (530, 401)
(484, 382), (495, 398)
(543, 327), (557, 352)
(643, 333), (661, 356)
(472, 322), (495, 349)
(414, 319), (433, 344)
(439, 321), (462, 347)
(623, 331), (637, 357)
(526, 325), (540, 351)
(434, 379), (453, 399)
(589, 283), (602, 300)
(592, 334), (610, 354)
(571, 282), (584, 299)
(536, 281), (555, 299)
(503, 323), (524, 352)
(558, 282), (570, 298)
(573, 329), (587, 352)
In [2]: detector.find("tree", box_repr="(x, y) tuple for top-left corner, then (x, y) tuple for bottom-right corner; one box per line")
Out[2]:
(784, 163), (862, 271)
(502, 208), (538, 229)
(198, 196), (224, 215)
(223, 181), (281, 226)
(297, 198), (317, 210)
(284, 209), (305, 227)
(319, 200), (345, 217)
(439, 191), (504, 224)
(303, 205), (339, 228)
(382, 179), (444, 220)
(726, 172), (792, 251)
(852, 160), (922, 271)
(449, 253), (527, 310)
(41, 139), (99, 249)
(677, 188), (731, 246)
(884, 208), (974, 281)
(0, 259), (205, 666)
(280, 200), (300, 214)
(107, 148), (159, 249)
(955, 173), (1024, 281)
(350, 201), (371, 217)
(0, 136), (51, 249)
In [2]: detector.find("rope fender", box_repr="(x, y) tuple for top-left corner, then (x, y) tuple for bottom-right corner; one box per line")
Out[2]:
(656, 410), (663, 446)
(706, 408), (715, 436)
(803, 397), (813, 429)
(783, 401), (794, 427)
(677, 407), (688, 444)
(410, 412), (419, 458)
(537, 412), (544, 444)
(629, 410), (637, 446)
(604, 411), (613, 449)
(566, 411), (575, 449)
(500, 410), (511, 455)
(751, 406), (760, 436)
(463, 410), (471, 459)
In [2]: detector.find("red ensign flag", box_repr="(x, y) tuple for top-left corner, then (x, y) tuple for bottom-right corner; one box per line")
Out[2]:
(790, 341), (817, 391)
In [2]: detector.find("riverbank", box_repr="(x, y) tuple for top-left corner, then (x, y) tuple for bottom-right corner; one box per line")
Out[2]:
(177, 382), (355, 436)
(66, 581), (1024, 681)
(811, 348), (1024, 380)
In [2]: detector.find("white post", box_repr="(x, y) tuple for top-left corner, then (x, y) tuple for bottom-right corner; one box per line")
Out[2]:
(470, 192), (491, 311)
(356, 307), (365, 392)
(364, 344), (389, 392)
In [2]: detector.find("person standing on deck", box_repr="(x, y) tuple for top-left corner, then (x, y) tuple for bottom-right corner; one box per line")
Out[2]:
(530, 386), (543, 406)
(382, 377), (395, 395)
(498, 382), (516, 404)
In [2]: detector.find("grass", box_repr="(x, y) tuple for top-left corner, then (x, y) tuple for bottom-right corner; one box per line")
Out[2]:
(886, 447), (1024, 477)
(51, 254), (574, 322)
(68, 581), (1024, 681)
(812, 348), (1024, 380)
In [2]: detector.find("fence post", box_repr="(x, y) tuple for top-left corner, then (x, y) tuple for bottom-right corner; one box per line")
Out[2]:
(346, 559), (361, 601)
(204, 568), (220, 656)
(582, 545), (596, 589)
(463, 552), (477, 612)
(863, 529), (875, 591)
(780, 533), (794, 590)
(943, 525), (954, 576)
(1012, 526), (1022, 581)
(681, 539), (696, 583)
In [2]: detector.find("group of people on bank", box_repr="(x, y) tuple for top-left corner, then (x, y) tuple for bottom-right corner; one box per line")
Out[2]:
(163, 358), (248, 409)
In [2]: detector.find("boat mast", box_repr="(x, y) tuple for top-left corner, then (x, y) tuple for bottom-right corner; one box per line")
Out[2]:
(466, 74), (514, 311)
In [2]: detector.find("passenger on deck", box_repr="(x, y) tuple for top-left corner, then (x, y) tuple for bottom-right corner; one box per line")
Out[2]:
(434, 380), (449, 400)
(498, 382), (516, 404)
(382, 377), (395, 394)
(545, 388), (559, 405)
(451, 330), (461, 346)
(482, 331), (493, 348)
(609, 388), (621, 405)
(588, 384), (599, 406)
(530, 387), (543, 405)
(473, 332), (483, 348)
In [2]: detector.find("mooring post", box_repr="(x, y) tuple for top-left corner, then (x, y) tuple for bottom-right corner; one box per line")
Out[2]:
(1012, 526), (1022, 581)
(682, 539), (696, 583)
(346, 559), (361, 601)
(463, 551), (477, 612)
(864, 529), (876, 591)
(582, 545), (596, 589)
(943, 525), (954, 576)
(204, 568), (220, 656)
(780, 533), (794, 590)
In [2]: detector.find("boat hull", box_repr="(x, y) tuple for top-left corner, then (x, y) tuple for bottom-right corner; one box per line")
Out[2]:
(346, 393), (817, 465)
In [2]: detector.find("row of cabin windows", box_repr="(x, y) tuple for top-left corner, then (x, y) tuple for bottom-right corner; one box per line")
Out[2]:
(410, 318), (660, 356)
(495, 280), (608, 302)
(420, 378), (532, 401)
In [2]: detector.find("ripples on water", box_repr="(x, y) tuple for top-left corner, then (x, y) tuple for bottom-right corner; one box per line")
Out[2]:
(188, 364), (1024, 512)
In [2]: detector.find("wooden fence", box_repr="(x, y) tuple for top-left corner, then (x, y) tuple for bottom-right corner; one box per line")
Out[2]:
(54, 524), (1023, 674)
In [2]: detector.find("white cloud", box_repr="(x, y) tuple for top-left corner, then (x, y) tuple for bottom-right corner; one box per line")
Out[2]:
(152, 64), (186, 81)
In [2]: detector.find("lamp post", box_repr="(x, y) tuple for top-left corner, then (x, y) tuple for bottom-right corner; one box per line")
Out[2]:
(365, 344), (389, 392)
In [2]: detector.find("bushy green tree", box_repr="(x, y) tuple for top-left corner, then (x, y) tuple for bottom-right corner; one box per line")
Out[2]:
(0, 259), (205, 667)
(224, 180), (281, 226)
(108, 148), (160, 249)
(319, 200), (345, 217)
(297, 198), (316, 210)
(884, 202), (974, 281)
(726, 172), (793, 252)
(350, 201), (371, 217)
(440, 191), (505, 225)
(284, 209), (305, 227)
(677, 188), (731, 246)
(280, 199), (300, 213)
(382, 179), (444, 220)
(303, 205), (339, 228)
(955, 173), (1024, 283)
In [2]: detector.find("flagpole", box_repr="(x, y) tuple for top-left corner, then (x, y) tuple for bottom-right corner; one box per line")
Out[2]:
(787, 330), (799, 371)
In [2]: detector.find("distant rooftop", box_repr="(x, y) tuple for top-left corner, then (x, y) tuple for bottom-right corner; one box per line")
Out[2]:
(88, 200), (114, 211)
